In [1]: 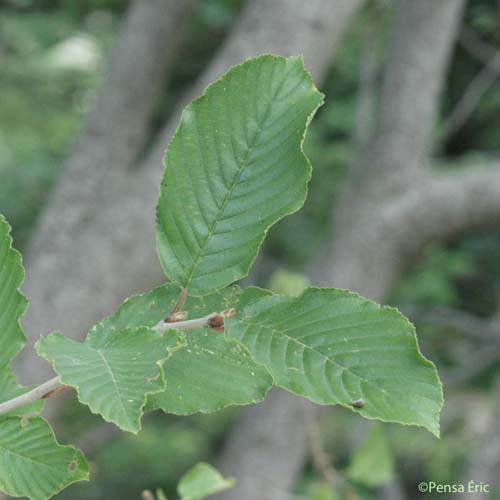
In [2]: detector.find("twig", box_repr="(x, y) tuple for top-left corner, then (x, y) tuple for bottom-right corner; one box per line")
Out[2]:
(165, 287), (188, 321)
(302, 402), (338, 485)
(0, 376), (62, 416)
(153, 309), (235, 333)
(0, 310), (236, 417)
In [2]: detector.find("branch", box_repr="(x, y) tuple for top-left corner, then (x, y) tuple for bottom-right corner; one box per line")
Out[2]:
(405, 306), (500, 341)
(302, 402), (338, 485)
(386, 164), (500, 254)
(460, 25), (499, 65)
(356, 0), (466, 190)
(441, 29), (500, 141)
(1, 310), (234, 417)
(0, 376), (62, 417)
(153, 309), (235, 333)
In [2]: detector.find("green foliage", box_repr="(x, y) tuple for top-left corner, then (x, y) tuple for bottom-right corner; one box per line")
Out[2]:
(0, 417), (88, 500)
(347, 424), (394, 487)
(177, 462), (234, 500)
(0, 214), (28, 368)
(0, 54), (444, 499)
(36, 327), (168, 433)
(307, 483), (339, 500)
(226, 288), (442, 435)
(391, 245), (475, 307)
(156, 55), (324, 296)
(268, 268), (310, 296)
(0, 11), (106, 246)
(0, 215), (88, 499)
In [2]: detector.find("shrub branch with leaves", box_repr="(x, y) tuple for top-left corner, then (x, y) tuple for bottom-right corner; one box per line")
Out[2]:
(0, 55), (443, 500)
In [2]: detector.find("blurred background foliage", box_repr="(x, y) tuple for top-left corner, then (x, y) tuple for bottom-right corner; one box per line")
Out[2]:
(1, 0), (500, 498)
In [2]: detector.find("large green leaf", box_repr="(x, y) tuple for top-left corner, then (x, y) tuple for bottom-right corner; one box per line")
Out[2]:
(0, 214), (27, 369)
(88, 283), (273, 415)
(226, 287), (443, 435)
(178, 463), (234, 500)
(156, 55), (323, 296)
(36, 327), (168, 433)
(0, 416), (88, 500)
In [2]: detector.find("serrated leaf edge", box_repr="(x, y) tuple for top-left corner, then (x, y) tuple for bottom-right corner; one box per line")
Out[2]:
(36, 329), (169, 434)
(226, 286), (444, 437)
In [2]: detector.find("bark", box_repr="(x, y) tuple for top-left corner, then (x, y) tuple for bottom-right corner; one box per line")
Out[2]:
(355, 0), (465, 193)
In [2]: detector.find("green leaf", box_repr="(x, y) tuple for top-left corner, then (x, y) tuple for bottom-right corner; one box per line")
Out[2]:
(308, 483), (340, 500)
(147, 286), (274, 415)
(0, 214), (27, 369)
(0, 416), (88, 500)
(178, 463), (234, 500)
(347, 424), (394, 487)
(156, 54), (324, 296)
(36, 327), (168, 433)
(156, 488), (168, 500)
(226, 287), (443, 435)
(0, 215), (87, 499)
(0, 215), (43, 416)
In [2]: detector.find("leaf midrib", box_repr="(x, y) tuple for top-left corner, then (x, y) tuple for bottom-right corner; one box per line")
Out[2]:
(183, 63), (292, 289)
(95, 349), (133, 429)
(0, 429), (74, 474)
(232, 317), (420, 408)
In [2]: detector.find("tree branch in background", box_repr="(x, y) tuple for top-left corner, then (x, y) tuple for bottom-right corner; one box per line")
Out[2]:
(16, 0), (200, 384)
(406, 302), (500, 386)
(351, 0), (466, 193)
(386, 165), (500, 255)
(441, 27), (500, 142)
(405, 305), (500, 341)
(314, 0), (466, 299)
(302, 403), (338, 486)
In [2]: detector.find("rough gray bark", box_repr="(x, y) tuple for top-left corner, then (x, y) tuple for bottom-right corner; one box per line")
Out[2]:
(217, 2), (468, 499)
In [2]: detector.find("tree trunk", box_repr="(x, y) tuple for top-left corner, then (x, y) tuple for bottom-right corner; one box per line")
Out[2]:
(15, 0), (200, 384)
(214, 2), (466, 499)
